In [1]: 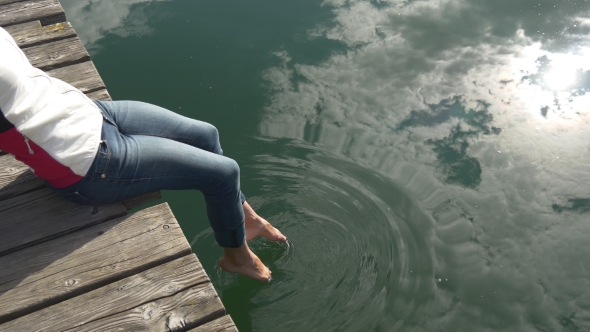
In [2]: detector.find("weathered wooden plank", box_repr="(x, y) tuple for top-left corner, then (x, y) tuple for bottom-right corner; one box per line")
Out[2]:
(46, 60), (106, 93)
(0, 0), (37, 6)
(187, 316), (238, 332)
(122, 191), (162, 211)
(67, 275), (224, 331)
(23, 35), (89, 71)
(2, 19), (40, 34)
(85, 88), (112, 101)
(6, 21), (75, 48)
(0, 255), (220, 332)
(0, 203), (191, 323)
(0, 0), (65, 27)
(0, 188), (127, 257)
(0, 0), (26, 6)
(0, 154), (45, 202)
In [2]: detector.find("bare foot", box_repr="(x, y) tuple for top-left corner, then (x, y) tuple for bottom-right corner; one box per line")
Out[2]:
(243, 201), (287, 242)
(219, 243), (271, 282)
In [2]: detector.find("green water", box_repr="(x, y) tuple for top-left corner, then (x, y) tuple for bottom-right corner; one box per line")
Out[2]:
(61, 0), (590, 330)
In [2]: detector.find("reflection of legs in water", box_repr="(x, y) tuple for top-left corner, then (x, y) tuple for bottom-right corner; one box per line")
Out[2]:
(220, 202), (287, 281)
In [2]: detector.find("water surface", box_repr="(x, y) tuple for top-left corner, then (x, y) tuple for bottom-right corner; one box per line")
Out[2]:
(61, 0), (590, 330)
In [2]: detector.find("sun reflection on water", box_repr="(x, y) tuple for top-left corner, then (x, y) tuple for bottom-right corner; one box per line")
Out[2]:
(545, 61), (577, 91)
(503, 47), (590, 126)
(541, 53), (589, 93)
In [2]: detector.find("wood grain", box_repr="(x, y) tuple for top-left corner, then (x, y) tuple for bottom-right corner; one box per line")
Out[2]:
(86, 88), (112, 101)
(0, 0), (27, 6)
(187, 316), (238, 332)
(0, 0), (65, 27)
(0, 188), (127, 257)
(23, 35), (89, 70)
(6, 21), (75, 48)
(0, 255), (217, 332)
(68, 278), (225, 331)
(0, 203), (191, 323)
(46, 60), (106, 93)
(2, 19), (40, 33)
(0, 154), (45, 202)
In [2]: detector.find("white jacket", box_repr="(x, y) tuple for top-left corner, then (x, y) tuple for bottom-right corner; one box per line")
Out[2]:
(0, 27), (102, 188)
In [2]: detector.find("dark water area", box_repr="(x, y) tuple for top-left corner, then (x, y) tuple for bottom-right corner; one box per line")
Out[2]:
(61, 0), (590, 330)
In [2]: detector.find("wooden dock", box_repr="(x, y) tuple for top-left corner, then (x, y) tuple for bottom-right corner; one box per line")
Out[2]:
(0, 1), (238, 331)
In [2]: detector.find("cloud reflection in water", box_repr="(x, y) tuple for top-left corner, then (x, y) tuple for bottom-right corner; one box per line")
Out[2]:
(60, 0), (171, 53)
(260, 0), (590, 330)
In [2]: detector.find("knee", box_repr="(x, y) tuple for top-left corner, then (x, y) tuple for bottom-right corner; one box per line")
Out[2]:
(203, 123), (221, 154)
(215, 158), (240, 185)
(204, 123), (219, 140)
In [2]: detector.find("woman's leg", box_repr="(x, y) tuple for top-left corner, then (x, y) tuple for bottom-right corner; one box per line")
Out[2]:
(71, 101), (286, 280)
(93, 100), (285, 242)
(94, 100), (248, 204)
(79, 128), (245, 246)
(94, 100), (223, 154)
(68, 121), (272, 280)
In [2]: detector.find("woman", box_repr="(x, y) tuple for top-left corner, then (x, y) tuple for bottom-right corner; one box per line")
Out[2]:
(0, 26), (284, 282)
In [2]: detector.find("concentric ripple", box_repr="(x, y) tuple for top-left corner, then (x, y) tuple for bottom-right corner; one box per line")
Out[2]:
(194, 139), (437, 331)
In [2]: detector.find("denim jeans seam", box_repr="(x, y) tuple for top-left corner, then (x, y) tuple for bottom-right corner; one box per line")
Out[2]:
(158, 134), (199, 147)
(95, 140), (111, 174)
(214, 220), (245, 248)
(94, 100), (118, 127)
(87, 174), (216, 186)
(132, 133), (212, 152)
(212, 220), (245, 232)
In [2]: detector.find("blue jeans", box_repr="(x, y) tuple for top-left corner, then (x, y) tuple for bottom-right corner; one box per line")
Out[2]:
(48, 100), (246, 248)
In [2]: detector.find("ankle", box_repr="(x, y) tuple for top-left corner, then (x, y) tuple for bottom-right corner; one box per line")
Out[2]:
(223, 243), (254, 264)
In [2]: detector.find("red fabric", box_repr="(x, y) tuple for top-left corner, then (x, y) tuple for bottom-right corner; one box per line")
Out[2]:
(0, 128), (83, 188)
